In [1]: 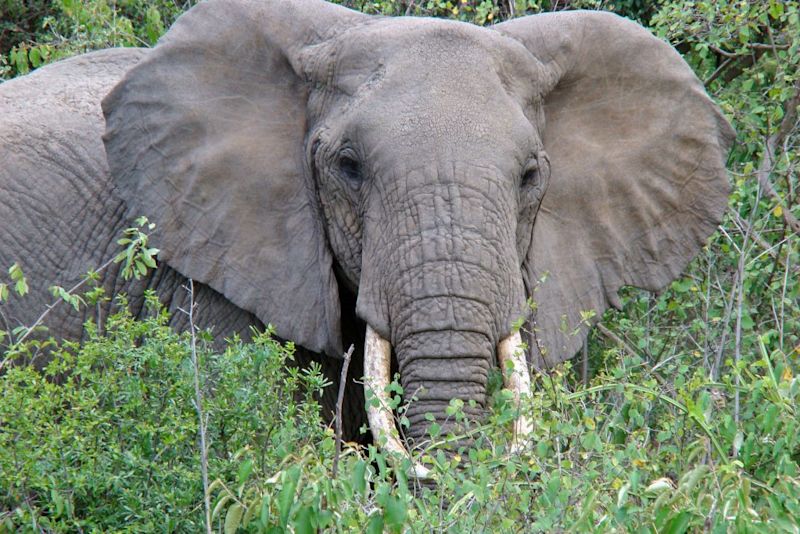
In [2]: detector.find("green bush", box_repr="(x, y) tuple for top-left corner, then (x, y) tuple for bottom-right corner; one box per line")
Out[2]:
(2, 308), (798, 531)
(1, 0), (197, 78)
(0, 293), (328, 532)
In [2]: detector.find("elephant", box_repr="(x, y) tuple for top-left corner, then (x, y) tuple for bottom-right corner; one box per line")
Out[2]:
(0, 0), (733, 465)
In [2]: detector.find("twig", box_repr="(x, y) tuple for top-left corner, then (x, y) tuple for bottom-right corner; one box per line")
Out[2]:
(709, 42), (789, 59)
(332, 344), (354, 479)
(756, 78), (800, 234)
(750, 42), (790, 52)
(711, 271), (738, 380)
(705, 55), (736, 86)
(181, 279), (212, 534)
(729, 208), (795, 271)
(708, 44), (739, 59)
(703, 252), (714, 372)
(733, 180), (761, 424)
(0, 256), (116, 372)
(581, 338), (588, 386)
(595, 323), (641, 362)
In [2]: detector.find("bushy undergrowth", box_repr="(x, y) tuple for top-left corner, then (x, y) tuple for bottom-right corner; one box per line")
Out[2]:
(1, 0), (798, 531)
(1, 300), (797, 532)
(0, 294), (329, 532)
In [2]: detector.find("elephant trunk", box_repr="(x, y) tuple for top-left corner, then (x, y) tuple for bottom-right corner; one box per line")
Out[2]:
(396, 329), (492, 446)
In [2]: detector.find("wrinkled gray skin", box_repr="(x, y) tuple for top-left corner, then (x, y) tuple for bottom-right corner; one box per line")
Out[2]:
(0, 0), (733, 447)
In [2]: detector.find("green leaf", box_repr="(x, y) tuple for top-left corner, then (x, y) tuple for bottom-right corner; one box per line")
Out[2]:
(134, 259), (147, 277)
(278, 465), (301, 528)
(29, 47), (42, 67)
(224, 503), (243, 534)
(212, 495), (232, 520)
(661, 511), (692, 534)
(14, 277), (28, 297)
(292, 506), (314, 534)
(142, 252), (157, 268)
(769, 0), (784, 19)
(238, 459), (254, 485)
(383, 495), (407, 533)
(352, 460), (367, 495)
(366, 513), (384, 534)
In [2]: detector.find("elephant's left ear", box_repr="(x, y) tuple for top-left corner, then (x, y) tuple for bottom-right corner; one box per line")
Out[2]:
(495, 11), (734, 368)
(103, 0), (367, 357)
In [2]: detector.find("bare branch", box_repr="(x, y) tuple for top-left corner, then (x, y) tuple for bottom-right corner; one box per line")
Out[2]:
(709, 44), (740, 59)
(705, 55), (736, 86)
(183, 279), (212, 534)
(728, 208), (798, 272)
(596, 323), (642, 362)
(709, 42), (789, 59)
(581, 338), (588, 386)
(332, 344), (355, 478)
(756, 79), (800, 234)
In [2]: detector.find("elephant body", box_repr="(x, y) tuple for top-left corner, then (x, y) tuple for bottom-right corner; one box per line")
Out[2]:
(0, 1), (733, 452)
(0, 50), (255, 341)
(0, 49), (368, 436)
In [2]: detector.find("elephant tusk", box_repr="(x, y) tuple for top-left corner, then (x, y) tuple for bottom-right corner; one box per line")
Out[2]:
(364, 325), (431, 479)
(497, 331), (533, 453)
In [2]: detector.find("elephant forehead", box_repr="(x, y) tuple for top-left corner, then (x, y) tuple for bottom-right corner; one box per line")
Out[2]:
(330, 17), (538, 96)
(358, 82), (535, 163)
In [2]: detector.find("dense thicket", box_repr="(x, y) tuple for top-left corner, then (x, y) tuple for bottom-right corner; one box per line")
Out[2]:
(1, 1), (798, 532)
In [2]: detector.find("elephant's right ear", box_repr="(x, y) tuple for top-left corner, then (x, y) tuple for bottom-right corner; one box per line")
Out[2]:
(496, 11), (734, 369)
(103, 0), (366, 357)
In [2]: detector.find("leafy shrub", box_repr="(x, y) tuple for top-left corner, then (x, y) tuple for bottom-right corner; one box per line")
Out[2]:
(1, 0), (197, 78)
(0, 294), (328, 532)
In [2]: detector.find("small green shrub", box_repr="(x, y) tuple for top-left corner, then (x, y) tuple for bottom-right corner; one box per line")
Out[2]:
(0, 295), (328, 532)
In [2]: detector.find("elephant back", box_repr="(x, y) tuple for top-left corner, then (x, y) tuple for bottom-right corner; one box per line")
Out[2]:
(0, 49), (147, 344)
(1, 49), (146, 131)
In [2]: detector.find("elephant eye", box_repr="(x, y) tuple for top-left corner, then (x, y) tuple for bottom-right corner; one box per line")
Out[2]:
(339, 154), (363, 188)
(521, 160), (539, 187)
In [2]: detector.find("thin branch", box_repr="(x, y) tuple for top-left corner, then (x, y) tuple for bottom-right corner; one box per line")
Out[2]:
(711, 271), (739, 380)
(182, 279), (213, 534)
(750, 42), (790, 52)
(733, 180), (762, 424)
(581, 338), (588, 387)
(756, 78), (800, 234)
(332, 344), (354, 479)
(705, 55), (736, 86)
(596, 323), (642, 362)
(0, 256), (116, 373)
(709, 44), (740, 59)
(709, 42), (789, 59)
(778, 246), (792, 350)
(728, 208), (797, 273)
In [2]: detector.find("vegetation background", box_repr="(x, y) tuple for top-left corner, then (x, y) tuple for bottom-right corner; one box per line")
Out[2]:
(0, 0), (798, 532)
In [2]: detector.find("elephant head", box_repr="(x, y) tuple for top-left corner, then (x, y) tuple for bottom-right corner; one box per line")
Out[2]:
(102, 0), (733, 458)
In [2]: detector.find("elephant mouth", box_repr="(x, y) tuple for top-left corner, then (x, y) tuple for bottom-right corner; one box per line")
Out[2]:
(363, 325), (533, 478)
